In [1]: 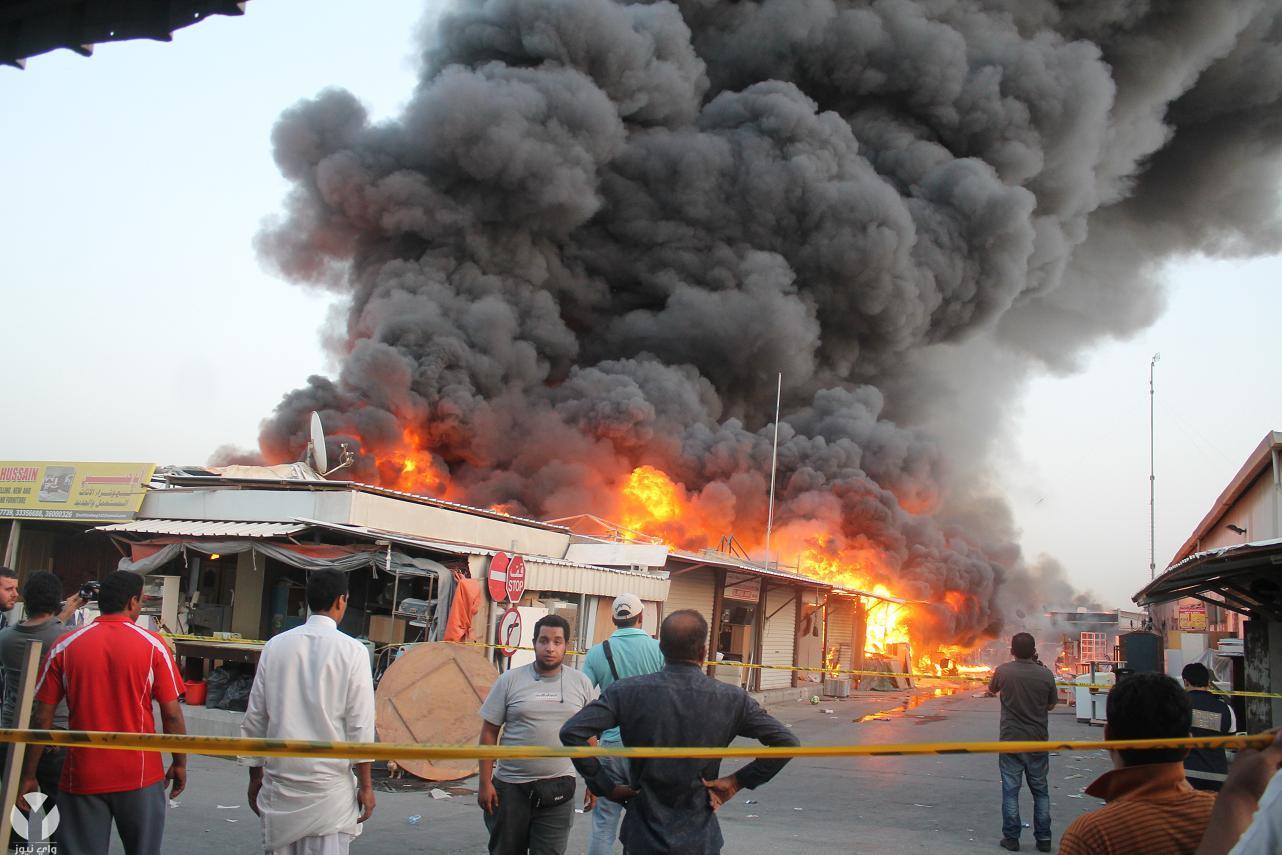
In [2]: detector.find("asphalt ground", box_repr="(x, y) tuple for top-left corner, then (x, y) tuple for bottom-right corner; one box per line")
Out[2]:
(104, 685), (1114, 854)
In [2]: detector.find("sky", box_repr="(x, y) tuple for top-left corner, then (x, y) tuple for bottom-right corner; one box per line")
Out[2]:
(2, 1), (1279, 610)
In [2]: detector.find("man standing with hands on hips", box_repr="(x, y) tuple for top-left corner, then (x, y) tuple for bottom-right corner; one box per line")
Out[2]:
(478, 613), (596, 854)
(579, 594), (664, 855)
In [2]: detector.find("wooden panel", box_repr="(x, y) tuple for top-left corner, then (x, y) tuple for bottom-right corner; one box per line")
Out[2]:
(375, 642), (499, 781)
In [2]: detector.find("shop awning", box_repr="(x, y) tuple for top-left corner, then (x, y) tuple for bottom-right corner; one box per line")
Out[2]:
(1134, 537), (1282, 621)
(299, 518), (670, 600)
(98, 519), (307, 538)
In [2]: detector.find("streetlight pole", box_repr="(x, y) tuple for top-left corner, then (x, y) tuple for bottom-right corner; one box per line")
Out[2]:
(1149, 353), (1160, 580)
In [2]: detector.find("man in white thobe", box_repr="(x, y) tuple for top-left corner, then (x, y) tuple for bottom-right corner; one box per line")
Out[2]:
(241, 569), (377, 855)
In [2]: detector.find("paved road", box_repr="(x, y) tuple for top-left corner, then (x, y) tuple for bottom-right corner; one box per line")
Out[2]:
(109, 685), (1113, 853)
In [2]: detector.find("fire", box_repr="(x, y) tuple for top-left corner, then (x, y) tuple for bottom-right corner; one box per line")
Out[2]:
(374, 426), (452, 497)
(865, 588), (912, 654)
(619, 465), (684, 533)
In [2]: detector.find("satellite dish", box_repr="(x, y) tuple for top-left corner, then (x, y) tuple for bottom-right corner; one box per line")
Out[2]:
(308, 411), (329, 474)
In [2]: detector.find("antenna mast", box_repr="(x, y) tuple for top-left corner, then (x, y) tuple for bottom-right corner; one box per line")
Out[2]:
(1149, 353), (1160, 580)
(764, 372), (782, 571)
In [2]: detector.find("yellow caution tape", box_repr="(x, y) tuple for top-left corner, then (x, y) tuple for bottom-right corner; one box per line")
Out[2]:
(0, 729), (1273, 761)
(163, 633), (264, 647)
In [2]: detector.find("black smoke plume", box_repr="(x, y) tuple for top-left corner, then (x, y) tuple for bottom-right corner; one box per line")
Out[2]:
(237, 0), (1282, 648)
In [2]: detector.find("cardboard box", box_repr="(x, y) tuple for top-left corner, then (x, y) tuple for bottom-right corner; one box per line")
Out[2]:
(368, 615), (407, 644)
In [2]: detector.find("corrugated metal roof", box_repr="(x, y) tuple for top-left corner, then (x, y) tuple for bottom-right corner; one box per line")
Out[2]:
(155, 473), (569, 533)
(96, 519), (308, 538)
(296, 518), (669, 579)
(666, 549), (910, 603)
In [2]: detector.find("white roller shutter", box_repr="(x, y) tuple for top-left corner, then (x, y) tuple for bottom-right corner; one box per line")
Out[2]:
(662, 569), (717, 648)
(828, 599), (855, 670)
(759, 584), (798, 689)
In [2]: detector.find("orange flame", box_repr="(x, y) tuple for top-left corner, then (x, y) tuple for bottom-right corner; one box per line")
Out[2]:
(374, 426), (452, 497)
(619, 465), (685, 534)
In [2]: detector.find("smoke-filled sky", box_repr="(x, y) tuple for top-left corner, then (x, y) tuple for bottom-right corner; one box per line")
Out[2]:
(3, 1), (1281, 635)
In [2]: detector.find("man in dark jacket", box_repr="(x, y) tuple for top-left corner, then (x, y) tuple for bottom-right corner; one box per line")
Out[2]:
(560, 609), (799, 854)
(1182, 662), (1236, 791)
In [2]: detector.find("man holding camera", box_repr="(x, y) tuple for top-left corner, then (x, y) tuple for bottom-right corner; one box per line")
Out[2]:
(18, 570), (188, 855)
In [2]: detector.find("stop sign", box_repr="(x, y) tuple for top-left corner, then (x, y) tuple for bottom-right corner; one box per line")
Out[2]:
(506, 555), (526, 603)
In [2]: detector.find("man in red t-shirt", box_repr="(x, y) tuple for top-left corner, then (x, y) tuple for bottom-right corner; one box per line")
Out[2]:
(16, 570), (188, 855)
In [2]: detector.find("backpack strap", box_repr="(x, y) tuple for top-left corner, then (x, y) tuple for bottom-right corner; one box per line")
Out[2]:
(602, 639), (620, 682)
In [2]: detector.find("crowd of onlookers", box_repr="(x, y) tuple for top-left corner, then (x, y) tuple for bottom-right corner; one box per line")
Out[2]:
(987, 630), (1280, 854)
(3, 564), (1282, 854)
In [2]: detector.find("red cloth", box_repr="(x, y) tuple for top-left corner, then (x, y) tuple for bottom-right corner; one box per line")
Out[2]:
(443, 576), (482, 642)
(35, 614), (184, 794)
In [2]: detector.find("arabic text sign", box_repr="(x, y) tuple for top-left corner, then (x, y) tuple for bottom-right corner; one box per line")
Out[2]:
(0, 461), (154, 521)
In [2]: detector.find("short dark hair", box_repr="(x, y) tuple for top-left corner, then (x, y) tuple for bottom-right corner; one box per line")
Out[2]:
(1011, 632), (1036, 659)
(98, 570), (144, 614)
(0, 566), (16, 580)
(660, 609), (708, 662)
(533, 614), (571, 642)
(612, 612), (643, 628)
(1107, 672), (1192, 766)
(306, 569), (349, 613)
(1182, 663), (1211, 688)
(22, 571), (62, 617)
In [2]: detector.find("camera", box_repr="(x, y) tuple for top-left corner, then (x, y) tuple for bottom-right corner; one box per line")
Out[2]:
(79, 580), (100, 603)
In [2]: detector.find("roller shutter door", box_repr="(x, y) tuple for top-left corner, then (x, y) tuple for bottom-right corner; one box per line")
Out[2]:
(828, 599), (855, 670)
(759, 584), (798, 689)
(662, 569), (716, 649)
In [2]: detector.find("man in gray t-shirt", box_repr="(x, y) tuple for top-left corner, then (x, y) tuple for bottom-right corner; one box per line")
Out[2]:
(987, 632), (1058, 852)
(478, 614), (595, 855)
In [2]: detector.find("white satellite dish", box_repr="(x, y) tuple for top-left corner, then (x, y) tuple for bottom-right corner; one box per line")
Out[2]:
(308, 411), (329, 474)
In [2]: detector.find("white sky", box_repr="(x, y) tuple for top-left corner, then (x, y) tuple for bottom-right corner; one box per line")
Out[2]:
(2, 1), (1279, 610)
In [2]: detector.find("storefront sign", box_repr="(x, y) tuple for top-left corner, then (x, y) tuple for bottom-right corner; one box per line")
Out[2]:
(1178, 601), (1208, 631)
(0, 461), (154, 522)
(724, 577), (761, 603)
(496, 606), (522, 656)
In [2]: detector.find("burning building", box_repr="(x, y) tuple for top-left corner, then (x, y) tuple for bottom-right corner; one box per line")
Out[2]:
(221, 1), (1282, 658)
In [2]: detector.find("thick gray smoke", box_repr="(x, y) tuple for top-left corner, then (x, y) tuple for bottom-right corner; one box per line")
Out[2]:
(240, 0), (1282, 647)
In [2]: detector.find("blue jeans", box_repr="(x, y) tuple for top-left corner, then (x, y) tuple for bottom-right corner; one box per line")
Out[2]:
(588, 749), (629, 855)
(1000, 752), (1051, 842)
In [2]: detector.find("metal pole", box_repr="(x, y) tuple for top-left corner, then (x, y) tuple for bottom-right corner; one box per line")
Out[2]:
(3, 519), (21, 568)
(764, 372), (782, 570)
(1149, 353), (1160, 580)
(0, 639), (44, 844)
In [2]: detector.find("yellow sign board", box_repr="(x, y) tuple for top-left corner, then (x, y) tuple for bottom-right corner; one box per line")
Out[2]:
(0, 461), (155, 522)
(1178, 601), (1208, 632)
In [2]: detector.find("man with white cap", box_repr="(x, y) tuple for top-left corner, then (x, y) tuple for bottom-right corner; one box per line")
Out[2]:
(579, 594), (664, 854)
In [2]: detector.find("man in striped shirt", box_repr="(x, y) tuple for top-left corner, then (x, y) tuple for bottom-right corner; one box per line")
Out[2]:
(1059, 672), (1214, 855)
(16, 570), (188, 855)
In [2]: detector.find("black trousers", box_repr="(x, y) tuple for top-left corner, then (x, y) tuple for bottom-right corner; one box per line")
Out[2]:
(483, 776), (575, 855)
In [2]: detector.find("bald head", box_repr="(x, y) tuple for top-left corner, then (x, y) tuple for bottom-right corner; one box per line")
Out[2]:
(660, 609), (708, 664)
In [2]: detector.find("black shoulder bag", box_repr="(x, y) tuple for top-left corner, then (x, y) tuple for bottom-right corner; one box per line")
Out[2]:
(602, 639), (620, 681)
